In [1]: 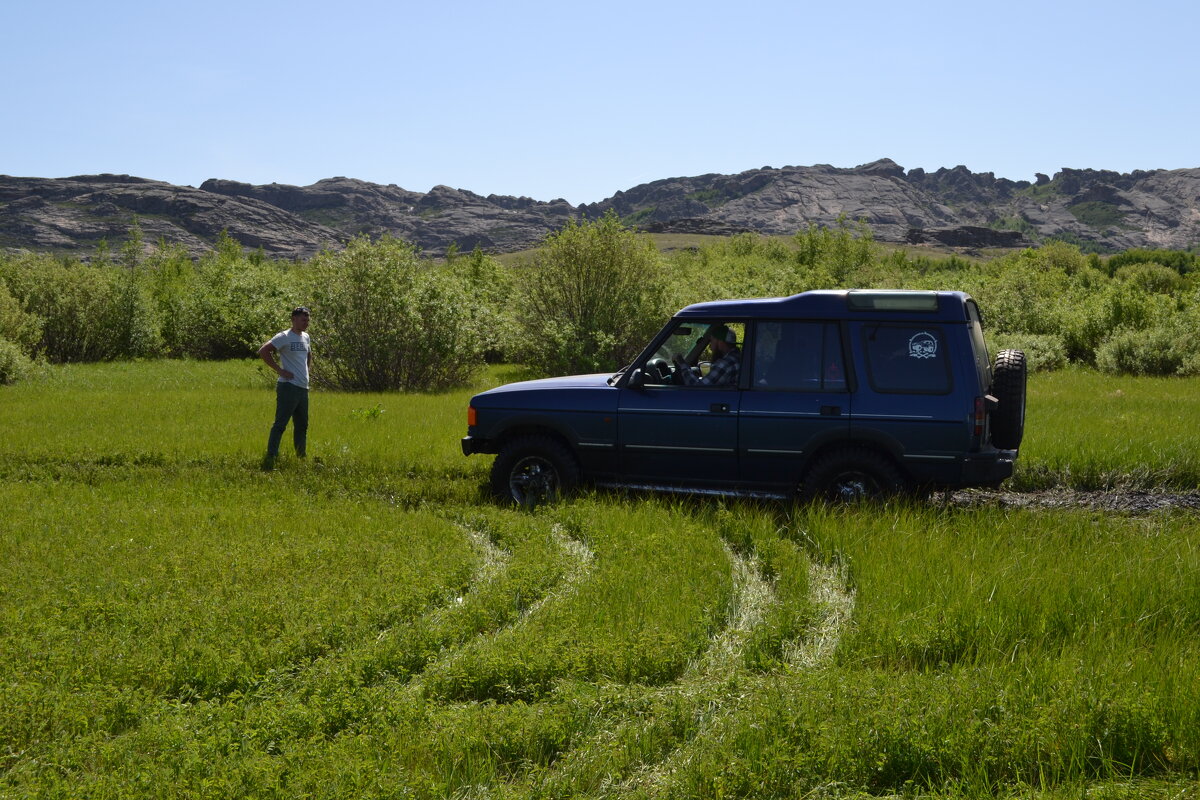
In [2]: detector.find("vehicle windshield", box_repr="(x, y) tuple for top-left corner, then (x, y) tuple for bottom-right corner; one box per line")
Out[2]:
(653, 324), (703, 362)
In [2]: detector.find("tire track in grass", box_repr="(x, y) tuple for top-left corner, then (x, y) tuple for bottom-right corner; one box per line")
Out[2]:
(578, 541), (857, 797)
(535, 539), (778, 795)
(361, 521), (510, 656)
(406, 523), (595, 695)
(784, 557), (855, 669)
(686, 542), (776, 678)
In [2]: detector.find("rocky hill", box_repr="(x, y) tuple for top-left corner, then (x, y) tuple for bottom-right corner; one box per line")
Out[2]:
(3, 159), (1198, 259)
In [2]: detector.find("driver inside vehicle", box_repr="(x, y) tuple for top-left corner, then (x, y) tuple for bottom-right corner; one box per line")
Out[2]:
(673, 324), (741, 386)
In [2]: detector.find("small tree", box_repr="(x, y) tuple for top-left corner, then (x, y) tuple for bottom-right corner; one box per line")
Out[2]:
(0, 337), (32, 384)
(308, 236), (485, 391)
(0, 277), (42, 355)
(178, 232), (299, 358)
(510, 212), (667, 375)
(452, 245), (512, 362)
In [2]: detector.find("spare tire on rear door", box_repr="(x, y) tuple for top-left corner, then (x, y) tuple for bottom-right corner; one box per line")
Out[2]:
(990, 349), (1026, 450)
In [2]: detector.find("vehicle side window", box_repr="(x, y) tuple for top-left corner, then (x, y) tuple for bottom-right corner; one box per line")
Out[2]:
(965, 301), (992, 389)
(752, 321), (846, 391)
(642, 320), (744, 387)
(862, 325), (951, 394)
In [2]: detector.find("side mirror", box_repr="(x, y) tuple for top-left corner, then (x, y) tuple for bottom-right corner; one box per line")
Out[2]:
(627, 368), (646, 390)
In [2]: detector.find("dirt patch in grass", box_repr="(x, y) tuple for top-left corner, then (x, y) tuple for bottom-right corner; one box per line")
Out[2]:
(947, 489), (1200, 512)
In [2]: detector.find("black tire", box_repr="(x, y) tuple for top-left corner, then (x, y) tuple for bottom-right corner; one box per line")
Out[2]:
(990, 349), (1027, 450)
(490, 435), (580, 506)
(799, 447), (906, 503)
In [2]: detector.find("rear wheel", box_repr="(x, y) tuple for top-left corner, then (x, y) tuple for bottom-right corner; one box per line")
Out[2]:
(990, 349), (1027, 450)
(490, 435), (579, 506)
(799, 447), (906, 503)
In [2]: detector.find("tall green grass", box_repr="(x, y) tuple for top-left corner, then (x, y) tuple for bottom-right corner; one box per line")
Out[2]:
(1018, 367), (1200, 490)
(2, 361), (1198, 798)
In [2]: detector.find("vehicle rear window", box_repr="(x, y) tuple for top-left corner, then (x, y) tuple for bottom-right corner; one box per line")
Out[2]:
(862, 325), (951, 394)
(752, 321), (846, 391)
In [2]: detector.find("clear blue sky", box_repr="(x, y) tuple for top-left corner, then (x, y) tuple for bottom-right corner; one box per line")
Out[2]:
(3, 0), (1196, 205)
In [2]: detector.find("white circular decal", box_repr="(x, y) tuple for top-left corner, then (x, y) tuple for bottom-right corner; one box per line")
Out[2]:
(908, 331), (938, 359)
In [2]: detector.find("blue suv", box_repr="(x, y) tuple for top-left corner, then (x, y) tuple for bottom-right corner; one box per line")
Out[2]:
(463, 290), (1025, 504)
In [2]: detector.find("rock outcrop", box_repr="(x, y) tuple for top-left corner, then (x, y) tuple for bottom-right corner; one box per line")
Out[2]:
(3, 160), (1199, 260)
(0, 174), (346, 259)
(199, 177), (577, 255)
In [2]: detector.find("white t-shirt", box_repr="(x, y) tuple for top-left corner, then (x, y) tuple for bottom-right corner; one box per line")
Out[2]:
(270, 329), (311, 389)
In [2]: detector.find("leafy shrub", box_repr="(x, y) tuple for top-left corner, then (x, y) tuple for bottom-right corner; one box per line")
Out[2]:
(448, 245), (513, 362)
(143, 241), (197, 356)
(1095, 324), (1193, 376)
(510, 212), (667, 376)
(988, 333), (1067, 372)
(0, 253), (160, 362)
(0, 278), (41, 354)
(1105, 248), (1198, 276)
(0, 336), (32, 384)
(792, 218), (877, 284)
(174, 233), (301, 359)
(1113, 261), (1186, 294)
(970, 260), (1069, 336)
(308, 236), (485, 391)
(1060, 283), (1178, 365)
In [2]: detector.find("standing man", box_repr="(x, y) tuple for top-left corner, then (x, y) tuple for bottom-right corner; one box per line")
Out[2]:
(259, 306), (312, 468)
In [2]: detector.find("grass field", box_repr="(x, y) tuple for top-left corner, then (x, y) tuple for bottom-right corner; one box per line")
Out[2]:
(1, 361), (1198, 798)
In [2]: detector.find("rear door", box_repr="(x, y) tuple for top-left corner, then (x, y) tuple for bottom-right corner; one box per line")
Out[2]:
(739, 320), (850, 490)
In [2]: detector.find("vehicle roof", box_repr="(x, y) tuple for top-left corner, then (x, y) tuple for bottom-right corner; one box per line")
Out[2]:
(675, 289), (976, 322)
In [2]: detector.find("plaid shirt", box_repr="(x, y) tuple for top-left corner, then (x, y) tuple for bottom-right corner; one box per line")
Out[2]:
(680, 348), (740, 386)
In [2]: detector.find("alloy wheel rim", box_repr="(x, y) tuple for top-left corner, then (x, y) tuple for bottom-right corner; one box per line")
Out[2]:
(510, 456), (559, 504)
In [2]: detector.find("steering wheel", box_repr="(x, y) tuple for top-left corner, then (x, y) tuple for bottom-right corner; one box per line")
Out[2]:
(646, 357), (671, 383)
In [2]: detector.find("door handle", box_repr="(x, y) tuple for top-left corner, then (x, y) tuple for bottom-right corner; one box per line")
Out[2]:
(710, 403), (731, 413)
(820, 405), (842, 416)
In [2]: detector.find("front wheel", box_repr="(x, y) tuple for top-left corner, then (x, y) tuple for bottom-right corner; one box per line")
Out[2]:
(490, 435), (580, 506)
(799, 447), (906, 503)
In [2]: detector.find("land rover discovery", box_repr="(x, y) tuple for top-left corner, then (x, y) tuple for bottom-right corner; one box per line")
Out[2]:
(462, 290), (1025, 504)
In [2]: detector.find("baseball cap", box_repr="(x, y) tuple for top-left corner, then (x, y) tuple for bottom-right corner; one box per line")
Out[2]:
(706, 324), (737, 345)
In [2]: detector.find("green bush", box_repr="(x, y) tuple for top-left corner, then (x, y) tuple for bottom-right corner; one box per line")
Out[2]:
(448, 245), (513, 362)
(510, 212), (667, 376)
(308, 236), (485, 391)
(968, 254), (1071, 337)
(0, 278), (42, 354)
(791, 218), (876, 284)
(174, 233), (301, 359)
(0, 253), (161, 362)
(1105, 248), (1199, 276)
(143, 241), (197, 356)
(0, 336), (32, 384)
(1113, 261), (1187, 294)
(1061, 283), (1178, 365)
(1095, 325), (1190, 376)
